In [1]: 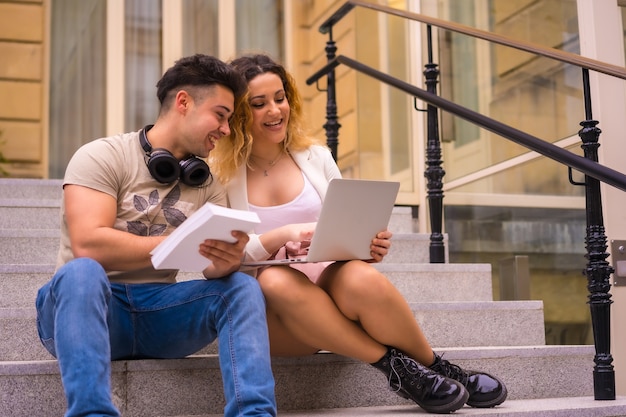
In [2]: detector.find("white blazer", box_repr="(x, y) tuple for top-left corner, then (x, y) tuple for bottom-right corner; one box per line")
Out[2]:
(224, 145), (341, 262)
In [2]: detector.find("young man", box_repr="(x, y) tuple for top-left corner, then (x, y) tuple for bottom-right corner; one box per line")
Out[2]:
(35, 54), (276, 417)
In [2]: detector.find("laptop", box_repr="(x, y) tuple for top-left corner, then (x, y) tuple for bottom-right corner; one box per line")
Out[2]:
(241, 178), (400, 266)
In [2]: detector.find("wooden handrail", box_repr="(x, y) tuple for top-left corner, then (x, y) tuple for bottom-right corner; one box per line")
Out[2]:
(320, 0), (626, 80)
(306, 55), (626, 194)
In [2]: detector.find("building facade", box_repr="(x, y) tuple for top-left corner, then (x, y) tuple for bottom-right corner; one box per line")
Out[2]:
(2, 0), (626, 392)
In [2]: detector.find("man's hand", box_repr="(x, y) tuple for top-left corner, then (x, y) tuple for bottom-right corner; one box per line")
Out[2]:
(367, 230), (392, 263)
(199, 230), (250, 278)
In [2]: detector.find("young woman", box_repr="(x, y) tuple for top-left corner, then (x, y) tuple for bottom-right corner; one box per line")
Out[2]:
(210, 53), (507, 414)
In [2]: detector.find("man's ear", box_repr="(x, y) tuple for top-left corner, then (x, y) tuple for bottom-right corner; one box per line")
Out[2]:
(175, 90), (191, 113)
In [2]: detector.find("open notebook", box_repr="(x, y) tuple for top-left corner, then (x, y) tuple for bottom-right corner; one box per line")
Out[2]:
(241, 178), (400, 266)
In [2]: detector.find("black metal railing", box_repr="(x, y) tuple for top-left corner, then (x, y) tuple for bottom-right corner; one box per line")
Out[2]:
(307, 56), (626, 193)
(306, 0), (626, 401)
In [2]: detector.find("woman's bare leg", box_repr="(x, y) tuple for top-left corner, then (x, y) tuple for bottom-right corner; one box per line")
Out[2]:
(317, 260), (435, 366)
(258, 265), (387, 362)
(261, 263), (479, 413)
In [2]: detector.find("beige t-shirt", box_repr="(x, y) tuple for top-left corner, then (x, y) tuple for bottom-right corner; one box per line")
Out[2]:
(56, 129), (227, 283)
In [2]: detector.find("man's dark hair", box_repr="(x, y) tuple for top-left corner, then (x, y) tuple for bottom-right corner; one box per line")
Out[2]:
(156, 54), (246, 109)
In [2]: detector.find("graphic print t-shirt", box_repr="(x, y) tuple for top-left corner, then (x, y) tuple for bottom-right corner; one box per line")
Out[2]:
(56, 129), (226, 283)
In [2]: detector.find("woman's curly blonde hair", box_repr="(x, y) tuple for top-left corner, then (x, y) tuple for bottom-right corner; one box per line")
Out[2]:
(210, 53), (321, 183)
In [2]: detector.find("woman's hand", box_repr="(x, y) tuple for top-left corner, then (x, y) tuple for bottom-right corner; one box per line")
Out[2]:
(258, 222), (316, 259)
(367, 230), (392, 263)
(199, 230), (250, 278)
(286, 222), (316, 243)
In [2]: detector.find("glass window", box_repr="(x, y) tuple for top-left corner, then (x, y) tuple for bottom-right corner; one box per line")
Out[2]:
(427, 0), (582, 195)
(352, 1), (413, 186)
(125, 0), (162, 131)
(386, 3), (412, 177)
(437, 0), (581, 143)
(445, 204), (590, 345)
(182, 0), (219, 56)
(49, 0), (107, 179)
(440, 1), (480, 147)
(235, 0), (283, 61)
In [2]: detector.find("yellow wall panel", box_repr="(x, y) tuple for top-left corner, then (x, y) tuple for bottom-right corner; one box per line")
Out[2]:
(337, 110), (357, 158)
(491, 0), (535, 24)
(303, 13), (355, 66)
(0, 121), (41, 161)
(0, 81), (42, 120)
(305, 0), (343, 28)
(308, 89), (328, 135)
(0, 42), (42, 80)
(304, 60), (350, 104)
(335, 69), (357, 115)
(335, 26), (356, 57)
(493, 0), (577, 77)
(0, 3), (43, 42)
(306, 80), (357, 156)
(528, 1), (577, 48)
(297, 72), (315, 103)
(306, 68), (356, 121)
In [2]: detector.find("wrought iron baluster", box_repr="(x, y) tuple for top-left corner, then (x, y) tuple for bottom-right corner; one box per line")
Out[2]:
(323, 28), (341, 162)
(578, 68), (615, 400)
(423, 25), (445, 263)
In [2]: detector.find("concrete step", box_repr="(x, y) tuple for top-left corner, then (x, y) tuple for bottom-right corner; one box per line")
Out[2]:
(384, 233), (448, 263)
(0, 231), (439, 265)
(0, 180), (426, 265)
(0, 229), (60, 265)
(0, 299), (544, 361)
(179, 397), (626, 416)
(374, 262), (493, 302)
(408, 300), (545, 347)
(182, 262), (492, 302)
(0, 201), (412, 234)
(0, 178), (63, 200)
(388, 206), (415, 234)
(0, 346), (599, 417)
(0, 198), (61, 229)
(0, 180), (415, 232)
(0, 265), (53, 309)
(0, 262), (494, 310)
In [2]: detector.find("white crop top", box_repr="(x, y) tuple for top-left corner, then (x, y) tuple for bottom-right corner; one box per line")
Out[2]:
(249, 173), (323, 234)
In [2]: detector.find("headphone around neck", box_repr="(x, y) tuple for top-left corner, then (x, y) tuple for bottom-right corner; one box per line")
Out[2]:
(139, 125), (211, 187)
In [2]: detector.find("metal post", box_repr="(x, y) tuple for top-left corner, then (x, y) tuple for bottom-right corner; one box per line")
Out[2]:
(423, 25), (445, 263)
(579, 68), (615, 400)
(323, 28), (341, 161)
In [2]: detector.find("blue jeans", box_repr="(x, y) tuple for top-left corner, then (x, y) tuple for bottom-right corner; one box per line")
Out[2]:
(36, 258), (276, 417)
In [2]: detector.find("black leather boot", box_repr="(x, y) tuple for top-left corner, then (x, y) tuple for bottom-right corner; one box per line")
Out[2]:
(371, 348), (469, 414)
(429, 353), (508, 408)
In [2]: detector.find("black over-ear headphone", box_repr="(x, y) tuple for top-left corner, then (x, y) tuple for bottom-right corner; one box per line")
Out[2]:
(139, 125), (210, 186)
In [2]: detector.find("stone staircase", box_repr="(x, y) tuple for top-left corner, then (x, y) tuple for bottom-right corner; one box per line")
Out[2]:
(1, 178), (626, 416)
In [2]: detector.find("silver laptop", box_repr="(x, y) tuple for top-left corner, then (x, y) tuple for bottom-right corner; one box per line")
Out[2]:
(241, 178), (400, 266)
